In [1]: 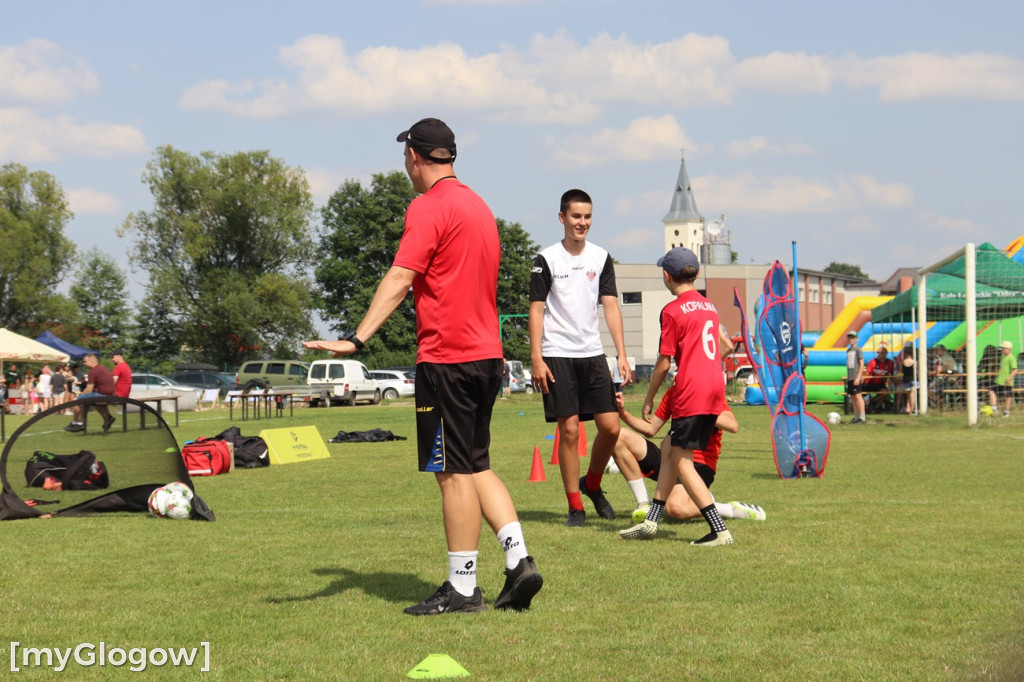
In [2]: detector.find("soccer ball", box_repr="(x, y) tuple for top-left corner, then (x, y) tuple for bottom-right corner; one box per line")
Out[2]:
(163, 482), (194, 520)
(148, 482), (194, 520)
(980, 405), (994, 417)
(827, 412), (842, 425)
(147, 486), (170, 518)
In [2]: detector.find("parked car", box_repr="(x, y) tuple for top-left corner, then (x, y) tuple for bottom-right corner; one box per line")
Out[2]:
(170, 371), (240, 398)
(370, 370), (415, 400)
(307, 359), (380, 406)
(131, 373), (188, 389)
(236, 359), (310, 391)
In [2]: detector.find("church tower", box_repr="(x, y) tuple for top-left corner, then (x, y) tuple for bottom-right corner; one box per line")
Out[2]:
(662, 152), (703, 256)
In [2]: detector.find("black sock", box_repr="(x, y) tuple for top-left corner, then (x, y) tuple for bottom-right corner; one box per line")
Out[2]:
(700, 503), (727, 533)
(647, 499), (665, 524)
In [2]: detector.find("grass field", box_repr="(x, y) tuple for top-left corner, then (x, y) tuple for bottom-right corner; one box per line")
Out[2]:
(2, 395), (1022, 680)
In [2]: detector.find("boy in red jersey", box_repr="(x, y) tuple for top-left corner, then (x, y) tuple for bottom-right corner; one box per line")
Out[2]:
(620, 247), (733, 545)
(612, 389), (766, 522)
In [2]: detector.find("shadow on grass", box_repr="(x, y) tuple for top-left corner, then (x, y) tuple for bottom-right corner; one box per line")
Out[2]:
(268, 568), (437, 605)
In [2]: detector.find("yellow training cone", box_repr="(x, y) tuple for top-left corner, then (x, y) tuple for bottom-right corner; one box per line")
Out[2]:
(407, 653), (470, 679)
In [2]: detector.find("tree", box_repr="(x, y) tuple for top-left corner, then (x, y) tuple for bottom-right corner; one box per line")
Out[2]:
(314, 171), (539, 367)
(121, 146), (316, 367)
(495, 218), (540, 363)
(69, 248), (130, 350)
(124, 289), (184, 367)
(0, 163), (77, 330)
(823, 261), (869, 279)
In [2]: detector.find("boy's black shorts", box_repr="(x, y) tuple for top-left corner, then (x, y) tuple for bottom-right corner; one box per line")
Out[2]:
(669, 414), (718, 452)
(540, 355), (616, 423)
(416, 359), (501, 474)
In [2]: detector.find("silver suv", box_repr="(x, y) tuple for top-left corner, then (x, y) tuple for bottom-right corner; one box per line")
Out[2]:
(236, 360), (310, 392)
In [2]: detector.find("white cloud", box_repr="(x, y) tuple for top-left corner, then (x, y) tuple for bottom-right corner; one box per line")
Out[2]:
(724, 135), (816, 158)
(181, 34), (589, 124)
(694, 172), (914, 214)
(67, 188), (121, 215)
(548, 115), (696, 168)
(604, 226), (663, 251)
(836, 52), (1024, 102)
(916, 210), (980, 237)
(734, 51), (832, 94)
(0, 39), (99, 103)
(0, 108), (146, 162)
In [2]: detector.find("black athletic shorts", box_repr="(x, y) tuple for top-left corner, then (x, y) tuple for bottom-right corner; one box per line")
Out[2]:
(541, 355), (616, 423)
(846, 379), (863, 395)
(415, 359), (501, 474)
(992, 384), (1013, 399)
(641, 439), (661, 479)
(669, 414), (718, 452)
(646, 439), (715, 487)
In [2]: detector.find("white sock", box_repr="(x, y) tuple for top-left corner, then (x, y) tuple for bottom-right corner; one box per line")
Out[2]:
(495, 522), (528, 570)
(627, 479), (649, 506)
(447, 551), (477, 597)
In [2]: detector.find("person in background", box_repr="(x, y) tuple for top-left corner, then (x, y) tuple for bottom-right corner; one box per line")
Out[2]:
(845, 331), (866, 423)
(863, 346), (895, 413)
(65, 353), (116, 433)
(988, 340), (1018, 418)
(111, 350), (133, 398)
(51, 364), (67, 414)
(896, 342), (917, 415)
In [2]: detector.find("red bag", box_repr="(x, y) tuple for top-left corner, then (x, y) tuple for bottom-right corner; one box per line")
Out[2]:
(181, 438), (231, 476)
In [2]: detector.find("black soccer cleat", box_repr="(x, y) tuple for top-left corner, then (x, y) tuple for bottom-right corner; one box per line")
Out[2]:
(495, 556), (543, 612)
(403, 581), (487, 616)
(102, 415), (116, 433)
(579, 476), (615, 519)
(565, 508), (586, 527)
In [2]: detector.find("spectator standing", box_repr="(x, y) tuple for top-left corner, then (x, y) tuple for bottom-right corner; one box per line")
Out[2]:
(988, 341), (1018, 417)
(111, 351), (132, 398)
(303, 117), (542, 616)
(19, 370), (36, 415)
(37, 366), (53, 412)
(51, 365), (67, 413)
(845, 331), (866, 423)
(897, 342), (917, 415)
(501, 358), (511, 399)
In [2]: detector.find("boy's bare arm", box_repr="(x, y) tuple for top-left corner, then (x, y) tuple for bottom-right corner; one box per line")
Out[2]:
(601, 295), (632, 385)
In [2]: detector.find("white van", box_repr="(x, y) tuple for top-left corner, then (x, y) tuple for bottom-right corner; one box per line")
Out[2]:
(307, 359), (381, 406)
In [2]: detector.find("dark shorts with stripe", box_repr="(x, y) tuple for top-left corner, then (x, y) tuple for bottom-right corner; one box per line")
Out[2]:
(846, 380), (863, 395)
(644, 439), (715, 487)
(415, 359), (501, 474)
(541, 355), (617, 423)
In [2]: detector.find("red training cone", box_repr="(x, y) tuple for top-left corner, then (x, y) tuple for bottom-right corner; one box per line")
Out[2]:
(578, 421), (588, 457)
(550, 428), (560, 465)
(529, 446), (546, 482)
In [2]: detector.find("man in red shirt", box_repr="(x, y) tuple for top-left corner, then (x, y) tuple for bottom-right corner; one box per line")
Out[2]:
(111, 350), (132, 398)
(303, 118), (541, 616)
(864, 346), (895, 412)
(65, 353), (116, 432)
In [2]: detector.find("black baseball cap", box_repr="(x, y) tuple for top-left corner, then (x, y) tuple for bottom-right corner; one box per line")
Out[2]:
(397, 118), (457, 163)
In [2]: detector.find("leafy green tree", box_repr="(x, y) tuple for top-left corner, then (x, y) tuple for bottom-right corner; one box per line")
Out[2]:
(824, 261), (869, 279)
(495, 218), (540, 363)
(121, 146), (316, 367)
(314, 172), (539, 367)
(69, 248), (130, 350)
(123, 288), (183, 366)
(0, 163), (77, 330)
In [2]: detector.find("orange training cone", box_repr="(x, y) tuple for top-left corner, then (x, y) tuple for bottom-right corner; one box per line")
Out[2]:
(550, 429), (560, 465)
(529, 446), (546, 482)
(578, 421), (588, 457)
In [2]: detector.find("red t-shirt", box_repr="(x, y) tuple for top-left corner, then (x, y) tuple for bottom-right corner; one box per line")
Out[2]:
(112, 360), (132, 398)
(393, 179), (502, 365)
(864, 357), (894, 389)
(88, 364), (116, 396)
(655, 386), (728, 470)
(658, 290), (725, 417)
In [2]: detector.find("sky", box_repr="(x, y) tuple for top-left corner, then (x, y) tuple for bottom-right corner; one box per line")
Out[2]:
(4, 0), (1024, 313)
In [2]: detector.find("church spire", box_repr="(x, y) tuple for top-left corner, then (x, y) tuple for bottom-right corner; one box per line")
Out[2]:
(662, 151), (704, 255)
(662, 150), (702, 223)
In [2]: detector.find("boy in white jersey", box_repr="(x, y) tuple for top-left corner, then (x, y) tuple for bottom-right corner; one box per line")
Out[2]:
(529, 189), (632, 527)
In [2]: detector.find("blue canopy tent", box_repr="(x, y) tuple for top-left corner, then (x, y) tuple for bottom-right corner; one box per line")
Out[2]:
(34, 331), (99, 361)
